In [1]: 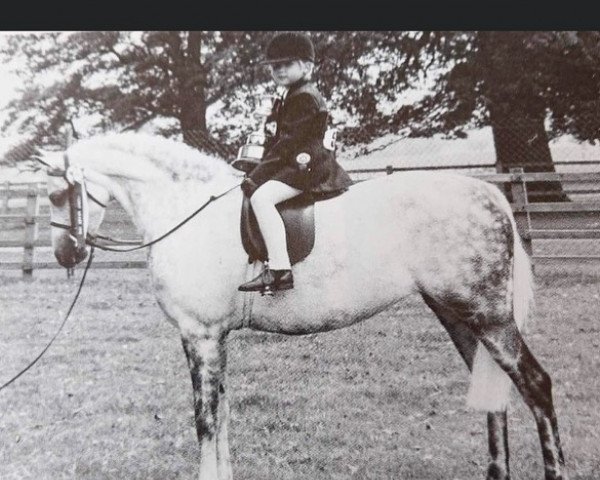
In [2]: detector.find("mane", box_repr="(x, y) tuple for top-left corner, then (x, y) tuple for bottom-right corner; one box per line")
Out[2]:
(67, 132), (233, 182)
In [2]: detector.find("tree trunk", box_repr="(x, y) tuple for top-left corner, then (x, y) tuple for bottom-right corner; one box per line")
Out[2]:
(478, 31), (568, 202)
(179, 31), (208, 146)
(490, 107), (569, 202)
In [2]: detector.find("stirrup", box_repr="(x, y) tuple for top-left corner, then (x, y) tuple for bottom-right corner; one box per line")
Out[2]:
(261, 285), (275, 296)
(238, 267), (293, 294)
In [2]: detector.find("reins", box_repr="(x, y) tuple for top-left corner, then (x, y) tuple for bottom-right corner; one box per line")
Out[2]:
(86, 182), (241, 252)
(0, 247), (96, 393)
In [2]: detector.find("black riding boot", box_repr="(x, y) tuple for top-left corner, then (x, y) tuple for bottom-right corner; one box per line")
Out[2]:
(238, 268), (294, 293)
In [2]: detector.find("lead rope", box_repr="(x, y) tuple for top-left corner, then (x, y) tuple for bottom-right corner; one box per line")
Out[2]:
(0, 246), (95, 392)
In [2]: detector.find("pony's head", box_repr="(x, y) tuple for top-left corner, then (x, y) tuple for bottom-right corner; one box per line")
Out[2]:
(36, 150), (110, 268)
(36, 132), (238, 268)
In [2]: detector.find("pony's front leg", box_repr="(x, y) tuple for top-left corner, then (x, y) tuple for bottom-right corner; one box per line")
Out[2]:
(217, 383), (233, 480)
(181, 329), (231, 480)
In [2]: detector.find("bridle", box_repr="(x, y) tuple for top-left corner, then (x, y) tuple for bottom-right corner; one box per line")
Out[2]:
(0, 153), (102, 393)
(47, 153), (107, 256)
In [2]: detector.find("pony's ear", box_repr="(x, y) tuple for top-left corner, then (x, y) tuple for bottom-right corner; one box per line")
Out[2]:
(32, 150), (53, 168)
(32, 150), (64, 175)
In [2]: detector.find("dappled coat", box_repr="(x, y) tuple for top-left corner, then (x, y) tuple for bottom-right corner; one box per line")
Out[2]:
(247, 79), (353, 197)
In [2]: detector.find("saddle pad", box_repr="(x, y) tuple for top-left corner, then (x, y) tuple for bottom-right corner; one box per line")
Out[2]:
(240, 194), (315, 266)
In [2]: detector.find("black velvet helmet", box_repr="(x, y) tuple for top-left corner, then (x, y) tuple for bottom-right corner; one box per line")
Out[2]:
(261, 32), (315, 64)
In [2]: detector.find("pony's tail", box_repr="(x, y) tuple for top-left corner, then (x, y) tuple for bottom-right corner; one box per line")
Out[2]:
(466, 226), (534, 411)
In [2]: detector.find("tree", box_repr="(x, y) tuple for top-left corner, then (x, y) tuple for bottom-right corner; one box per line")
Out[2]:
(377, 31), (600, 201)
(1, 31), (425, 162)
(475, 32), (600, 200)
(310, 31), (600, 201)
(3, 31), (599, 203)
(0, 31), (272, 160)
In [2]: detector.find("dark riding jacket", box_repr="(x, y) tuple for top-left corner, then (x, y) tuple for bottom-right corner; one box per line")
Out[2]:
(247, 79), (353, 197)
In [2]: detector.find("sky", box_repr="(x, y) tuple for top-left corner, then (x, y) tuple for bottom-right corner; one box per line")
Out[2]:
(0, 32), (21, 106)
(0, 66), (20, 156)
(0, 33), (32, 179)
(0, 31), (36, 98)
(0, 65), (19, 108)
(0, 33), (23, 155)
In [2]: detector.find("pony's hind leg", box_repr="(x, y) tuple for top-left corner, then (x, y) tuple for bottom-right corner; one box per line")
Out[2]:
(421, 293), (511, 480)
(486, 411), (510, 480)
(478, 323), (567, 480)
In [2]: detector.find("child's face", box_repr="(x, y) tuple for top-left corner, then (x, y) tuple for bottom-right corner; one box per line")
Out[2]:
(268, 60), (311, 87)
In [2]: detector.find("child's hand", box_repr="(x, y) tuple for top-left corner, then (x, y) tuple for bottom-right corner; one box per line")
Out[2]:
(241, 178), (259, 198)
(264, 122), (277, 137)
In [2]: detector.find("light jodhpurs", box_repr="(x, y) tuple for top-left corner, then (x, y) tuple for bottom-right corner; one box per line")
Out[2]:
(250, 180), (303, 270)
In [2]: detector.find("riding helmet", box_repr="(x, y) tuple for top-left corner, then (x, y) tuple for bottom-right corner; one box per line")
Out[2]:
(262, 32), (315, 64)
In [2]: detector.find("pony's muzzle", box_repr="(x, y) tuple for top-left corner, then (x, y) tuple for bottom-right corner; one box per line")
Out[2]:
(54, 236), (88, 268)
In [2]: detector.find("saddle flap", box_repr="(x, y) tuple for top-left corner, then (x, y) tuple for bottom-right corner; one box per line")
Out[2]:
(240, 194), (315, 266)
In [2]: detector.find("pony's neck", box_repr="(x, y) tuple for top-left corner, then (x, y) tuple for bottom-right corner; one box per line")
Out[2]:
(110, 174), (239, 241)
(68, 135), (241, 240)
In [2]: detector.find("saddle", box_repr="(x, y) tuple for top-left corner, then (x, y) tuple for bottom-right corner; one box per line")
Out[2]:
(240, 194), (315, 265)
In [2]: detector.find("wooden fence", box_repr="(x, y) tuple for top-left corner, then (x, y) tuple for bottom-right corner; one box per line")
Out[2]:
(1, 168), (599, 276)
(476, 168), (600, 265)
(0, 183), (48, 277)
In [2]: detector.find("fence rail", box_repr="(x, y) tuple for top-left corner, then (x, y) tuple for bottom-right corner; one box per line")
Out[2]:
(346, 160), (600, 175)
(1, 166), (600, 276)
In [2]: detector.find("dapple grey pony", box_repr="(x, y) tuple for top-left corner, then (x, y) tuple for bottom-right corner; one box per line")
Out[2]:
(40, 133), (567, 480)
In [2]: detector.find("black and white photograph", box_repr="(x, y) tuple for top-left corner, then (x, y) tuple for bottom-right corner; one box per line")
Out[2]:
(1, 30), (599, 479)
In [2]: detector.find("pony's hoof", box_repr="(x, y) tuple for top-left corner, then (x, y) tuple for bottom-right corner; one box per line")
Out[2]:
(544, 465), (568, 480)
(486, 463), (509, 480)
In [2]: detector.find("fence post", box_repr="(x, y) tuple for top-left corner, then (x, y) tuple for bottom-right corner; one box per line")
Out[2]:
(2, 181), (9, 214)
(22, 188), (40, 279)
(509, 167), (533, 259)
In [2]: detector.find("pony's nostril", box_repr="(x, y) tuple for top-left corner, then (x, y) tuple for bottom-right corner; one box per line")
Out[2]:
(54, 242), (87, 269)
(77, 248), (89, 263)
(55, 252), (76, 269)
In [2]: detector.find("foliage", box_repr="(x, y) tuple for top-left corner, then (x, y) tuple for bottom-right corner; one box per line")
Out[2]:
(1, 31), (599, 165)
(0, 31), (441, 152)
(0, 31), (272, 157)
(415, 32), (600, 140)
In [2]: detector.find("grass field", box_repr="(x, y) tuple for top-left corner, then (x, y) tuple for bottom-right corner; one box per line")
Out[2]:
(1, 265), (599, 480)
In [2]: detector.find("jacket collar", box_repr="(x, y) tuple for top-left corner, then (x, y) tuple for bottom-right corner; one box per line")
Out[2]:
(286, 78), (310, 96)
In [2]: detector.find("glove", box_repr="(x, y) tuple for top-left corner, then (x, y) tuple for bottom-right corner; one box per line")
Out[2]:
(241, 178), (259, 198)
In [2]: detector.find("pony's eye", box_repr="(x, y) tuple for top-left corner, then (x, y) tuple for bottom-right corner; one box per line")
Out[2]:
(48, 189), (68, 207)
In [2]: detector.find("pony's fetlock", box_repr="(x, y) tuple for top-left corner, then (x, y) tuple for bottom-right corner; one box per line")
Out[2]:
(486, 462), (510, 480)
